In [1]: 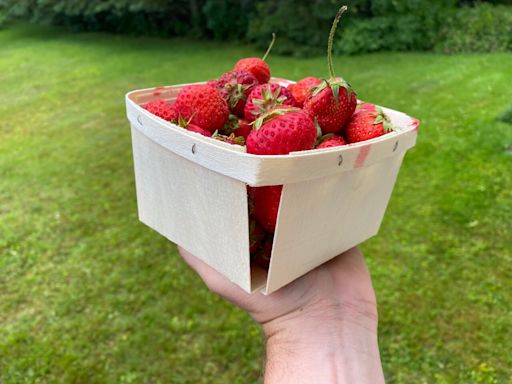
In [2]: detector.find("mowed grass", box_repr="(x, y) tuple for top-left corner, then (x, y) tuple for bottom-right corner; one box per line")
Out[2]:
(0, 24), (511, 383)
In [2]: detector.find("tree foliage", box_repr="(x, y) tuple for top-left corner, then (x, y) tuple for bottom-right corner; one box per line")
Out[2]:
(0, 0), (510, 55)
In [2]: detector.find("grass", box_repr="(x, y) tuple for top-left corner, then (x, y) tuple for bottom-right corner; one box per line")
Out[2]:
(0, 24), (511, 383)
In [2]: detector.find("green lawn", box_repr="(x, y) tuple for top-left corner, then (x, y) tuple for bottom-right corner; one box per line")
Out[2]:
(1, 24), (511, 383)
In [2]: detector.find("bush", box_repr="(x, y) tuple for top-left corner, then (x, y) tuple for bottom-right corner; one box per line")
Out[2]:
(202, 0), (255, 40)
(1, 0), (511, 55)
(247, 0), (337, 57)
(248, 0), (457, 56)
(435, 4), (512, 53)
(0, 0), (206, 37)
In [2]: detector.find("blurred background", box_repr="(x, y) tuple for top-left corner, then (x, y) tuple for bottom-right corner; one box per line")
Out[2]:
(0, 0), (511, 383)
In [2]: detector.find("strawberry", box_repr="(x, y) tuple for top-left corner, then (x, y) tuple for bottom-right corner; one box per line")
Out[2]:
(244, 83), (297, 122)
(246, 108), (316, 233)
(246, 108), (317, 155)
(208, 70), (258, 117)
(234, 33), (275, 84)
(175, 84), (229, 133)
(249, 186), (282, 233)
(173, 115), (212, 137)
(144, 99), (178, 122)
(357, 102), (377, 113)
(235, 119), (252, 140)
(316, 134), (346, 148)
(345, 108), (393, 143)
(249, 216), (266, 254)
(288, 77), (322, 107)
(303, 6), (357, 134)
(253, 236), (273, 269)
(187, 124), (212, 137)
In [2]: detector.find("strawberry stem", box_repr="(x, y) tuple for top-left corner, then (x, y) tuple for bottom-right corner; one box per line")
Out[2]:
(327, 5), (348, 79)
(262, 32), (276, 62)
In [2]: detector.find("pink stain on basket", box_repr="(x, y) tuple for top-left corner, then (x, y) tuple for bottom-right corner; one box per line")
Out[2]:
(410, 118), (420, 132)
(355, 145), (371, 168)
(153, 91), (162, 97)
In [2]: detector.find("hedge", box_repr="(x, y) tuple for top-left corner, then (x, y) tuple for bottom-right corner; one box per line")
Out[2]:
(0, 0), (511, 55)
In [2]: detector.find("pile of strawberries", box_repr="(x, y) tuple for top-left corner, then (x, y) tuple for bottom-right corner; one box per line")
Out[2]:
(142, 6), (393, 269)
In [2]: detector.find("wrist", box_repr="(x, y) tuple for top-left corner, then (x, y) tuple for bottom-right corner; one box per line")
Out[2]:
(262, 299), (384, 384)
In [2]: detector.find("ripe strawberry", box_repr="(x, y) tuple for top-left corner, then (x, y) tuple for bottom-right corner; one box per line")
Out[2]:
(316, 134), (346, 148)
(175, 84), (229, 133)
(187, 124), (212, 137)
(357, 102), (377, 113)
(244, 83), (297, 122)
(234, 33), (275, 84)
(345, 108), (393, 143)
(249, 186), (282, 233)
(246, 108), (316, 233)
(253, 236), (273, 269)
(173, 115), (212, 137)
(208, 70), (258, 117)
(144, 99), (178, 122)
(249, 216), (266, 254)
(288, 77), (322, 107)
(235, 119), (252, 140)
(303, 6), (357, 134)
(246, 108), (317, 155)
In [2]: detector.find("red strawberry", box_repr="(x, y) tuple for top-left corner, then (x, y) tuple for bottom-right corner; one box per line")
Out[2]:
(246, 108), (316, 233)
(316, 134), (346, 148)
(244, 83), (297, 122)
(234, 33), (275, 84)
(144, 99), (178, 122)
(303, 80), (356, 134)
(235, 119), (252, 140)
(187, 124), (212, 137)
(303, 6), (357, 134)
(357, 102), (377, 113)
(249, 216), (266, 254)
(249, 186), (282, 233)
(175, 85), (229, 133)
(246, 108), (317, 155)
(253, 236), (273, 269)
(288, 77), (322, 107)
(235, 58), (270, 85)
(345, 108), (393, 143)
(208, 70), (258, 117)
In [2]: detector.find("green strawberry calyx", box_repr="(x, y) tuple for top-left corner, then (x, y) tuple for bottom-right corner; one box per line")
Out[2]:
(176, 114), (195, 128)
(220, 114), (240, 135)
(372, 107), (395, 133)
(225, 81), (253, 109)
(311, 78), (354, 105)
(252, 85), (289, 115)
(212, 131), (246, 146)
(252, 107), (302, 130)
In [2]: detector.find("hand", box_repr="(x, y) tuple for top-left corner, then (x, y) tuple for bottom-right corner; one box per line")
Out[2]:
(178, 246), (385, 384)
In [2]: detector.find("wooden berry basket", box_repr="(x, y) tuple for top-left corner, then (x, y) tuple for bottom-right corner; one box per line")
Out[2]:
(125, 78), (419, 294)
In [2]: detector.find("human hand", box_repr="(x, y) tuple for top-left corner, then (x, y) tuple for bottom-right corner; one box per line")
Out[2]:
(178, 246), (385, 384)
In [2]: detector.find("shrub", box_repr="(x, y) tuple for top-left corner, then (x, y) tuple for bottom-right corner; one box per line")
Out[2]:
(247, 0), (340, 57)
(435, 4), (512, 53)
(202, 0), (255, 40)
(248, 0), (457, 56)
(0, 0), (206, 37)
